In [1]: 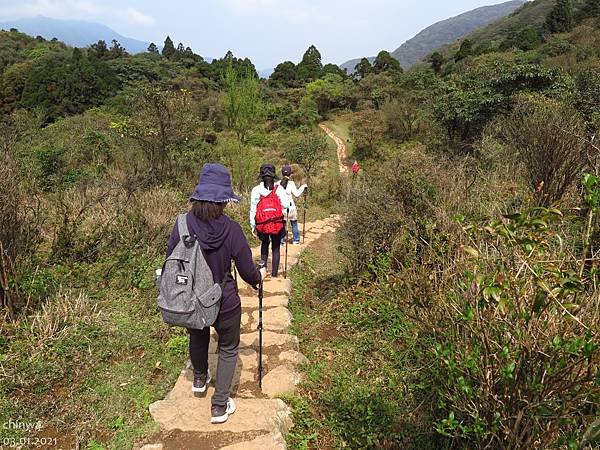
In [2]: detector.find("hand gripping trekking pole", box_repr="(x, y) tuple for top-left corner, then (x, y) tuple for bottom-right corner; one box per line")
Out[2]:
(284, 208), (289, 279)
(257, 260), (266, 388)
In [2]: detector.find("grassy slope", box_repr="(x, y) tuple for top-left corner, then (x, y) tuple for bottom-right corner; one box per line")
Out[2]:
(286, 233), (441, 449)
(0, 250), (188, 449)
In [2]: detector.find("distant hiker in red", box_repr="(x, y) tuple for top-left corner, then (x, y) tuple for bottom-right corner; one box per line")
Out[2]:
(352, 161), (360, 175)
(250, 164), (290, 278)
(165, 163), (265, 424)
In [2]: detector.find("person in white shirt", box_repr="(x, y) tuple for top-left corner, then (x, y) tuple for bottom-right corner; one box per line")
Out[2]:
(249, 164), (289, 277)
(279, 164), (307, 245)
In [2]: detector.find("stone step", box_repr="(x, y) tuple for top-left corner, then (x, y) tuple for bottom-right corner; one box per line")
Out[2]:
(241, 295), (288, 309)
(239, 331), (298, 349)
(261, 365), (302, 398)
(149, 394), (292, 434)
(251, 307), (291, 332)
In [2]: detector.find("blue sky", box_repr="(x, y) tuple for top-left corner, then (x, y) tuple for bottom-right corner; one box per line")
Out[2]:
(0, 0), (511, 68)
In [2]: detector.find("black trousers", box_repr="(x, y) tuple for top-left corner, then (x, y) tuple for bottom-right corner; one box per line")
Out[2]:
(187, 308), (241, 406)
(258, 229), (285, 276)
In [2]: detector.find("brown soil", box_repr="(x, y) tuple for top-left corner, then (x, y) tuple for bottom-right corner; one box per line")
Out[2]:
(142, 430), (269, 450)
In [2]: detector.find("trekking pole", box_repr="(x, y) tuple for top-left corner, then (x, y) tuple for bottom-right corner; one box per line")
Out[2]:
(257, 260), (266, 388)
(284, 208), (289, 279)
(302, 191), (307, 244)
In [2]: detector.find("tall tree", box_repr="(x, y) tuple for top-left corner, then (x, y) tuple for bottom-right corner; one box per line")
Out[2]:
(88, 40), (109, 60)
(429, 52), (444, 74)
(270, 61), (298, 87)
(162, 36), (176, 58)
(454, 39), (473, 62)
(223, 64), (265, 145)
(176, 42), (185, 55)
(546, 0), (574, 33)
(354, 57), (373, 79)
(297, 45), (323, 81)
(147, 42), (159, 54)
(285, 130), (327, 184)
(373, 51), (402, 74)
(109, 39), (127, 58)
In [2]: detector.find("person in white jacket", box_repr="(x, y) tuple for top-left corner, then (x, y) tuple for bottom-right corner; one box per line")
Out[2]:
(279, 164), (307, 245)
(249, 164), (290, 277)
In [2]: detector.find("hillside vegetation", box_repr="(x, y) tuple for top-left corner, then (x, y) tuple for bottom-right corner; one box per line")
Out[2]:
(1, 0), (600, 448)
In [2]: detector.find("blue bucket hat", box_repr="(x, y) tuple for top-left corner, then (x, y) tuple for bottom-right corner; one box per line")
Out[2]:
(190, 163), (241, 203)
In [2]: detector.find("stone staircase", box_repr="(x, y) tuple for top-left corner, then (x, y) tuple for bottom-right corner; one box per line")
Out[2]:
(138, 215), (340, 450)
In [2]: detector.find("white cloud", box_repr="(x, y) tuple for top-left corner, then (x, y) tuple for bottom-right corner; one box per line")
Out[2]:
(224, 0), (311, 23)
(0, 0), (155, 28)
(22, 0), (105, 19)
(125, 7), (155, 26)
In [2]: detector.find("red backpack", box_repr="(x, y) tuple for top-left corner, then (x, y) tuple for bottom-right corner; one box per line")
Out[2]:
(255, 186), (284, 235)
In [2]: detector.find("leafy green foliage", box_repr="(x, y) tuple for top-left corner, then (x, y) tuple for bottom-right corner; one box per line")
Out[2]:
(372, 50), (402, 74)
(297, 45), (323, 82)
(223, 64), (265, 144)
(110, 85), (202, 181)
(575, 66), (600, 131)
(546, 0), (575, 33)
(455, 39), (474, 62)
(427, 204), (599, 448)
(270, 60), (299, 88)
(349, 109), (386, 159)
(285, 130), (328, 181)
(306, 74), (354, 116)
(354, 57), (373, 78)
(434, 58), (567, 150)
(429, 52), (445, 74)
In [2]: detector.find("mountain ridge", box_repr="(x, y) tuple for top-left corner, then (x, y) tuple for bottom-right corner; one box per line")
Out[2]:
(340, 0), (526, 72)
(0, 16), (152, 53)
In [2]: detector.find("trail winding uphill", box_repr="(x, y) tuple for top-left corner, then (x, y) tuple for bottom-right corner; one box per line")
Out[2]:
(138, 215), (340, 450)
(319, 123), (350, 174)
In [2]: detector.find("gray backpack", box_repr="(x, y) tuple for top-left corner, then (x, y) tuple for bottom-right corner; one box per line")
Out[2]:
(157, 214), (223, 329)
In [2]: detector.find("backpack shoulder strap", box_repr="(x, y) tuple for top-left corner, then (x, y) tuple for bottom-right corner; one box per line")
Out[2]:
(177, 213), (189, 237)
(177, 213), (193, 247)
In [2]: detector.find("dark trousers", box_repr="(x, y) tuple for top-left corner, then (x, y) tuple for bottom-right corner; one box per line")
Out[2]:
(258, 229), (284, 276)
(187, 307), (241, 406)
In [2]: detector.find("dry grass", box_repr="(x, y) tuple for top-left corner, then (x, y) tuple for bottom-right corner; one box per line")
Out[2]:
(28, 290), (101, 343)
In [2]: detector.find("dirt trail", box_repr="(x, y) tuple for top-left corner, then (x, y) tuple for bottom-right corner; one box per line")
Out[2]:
(319, 123), (349, 174)
(139, 215), (340, 450)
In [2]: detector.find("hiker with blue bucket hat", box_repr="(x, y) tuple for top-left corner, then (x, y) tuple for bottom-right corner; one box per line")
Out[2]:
(164, 163), (266, 424)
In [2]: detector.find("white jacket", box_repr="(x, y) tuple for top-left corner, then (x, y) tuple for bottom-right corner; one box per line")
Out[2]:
(280, 179), (307, 221)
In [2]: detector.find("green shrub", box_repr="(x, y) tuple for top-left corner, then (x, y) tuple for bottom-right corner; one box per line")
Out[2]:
(422, 205), (599, 448)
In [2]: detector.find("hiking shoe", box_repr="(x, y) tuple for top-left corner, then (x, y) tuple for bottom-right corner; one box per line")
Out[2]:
(211, 398), (236, 424)
(292, 241), (301, 245)
(192, 369), (211, 393)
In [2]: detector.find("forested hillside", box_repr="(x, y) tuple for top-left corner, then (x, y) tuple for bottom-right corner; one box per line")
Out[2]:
(1, 0), (599, 447)
(0, 16), (152, 53)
